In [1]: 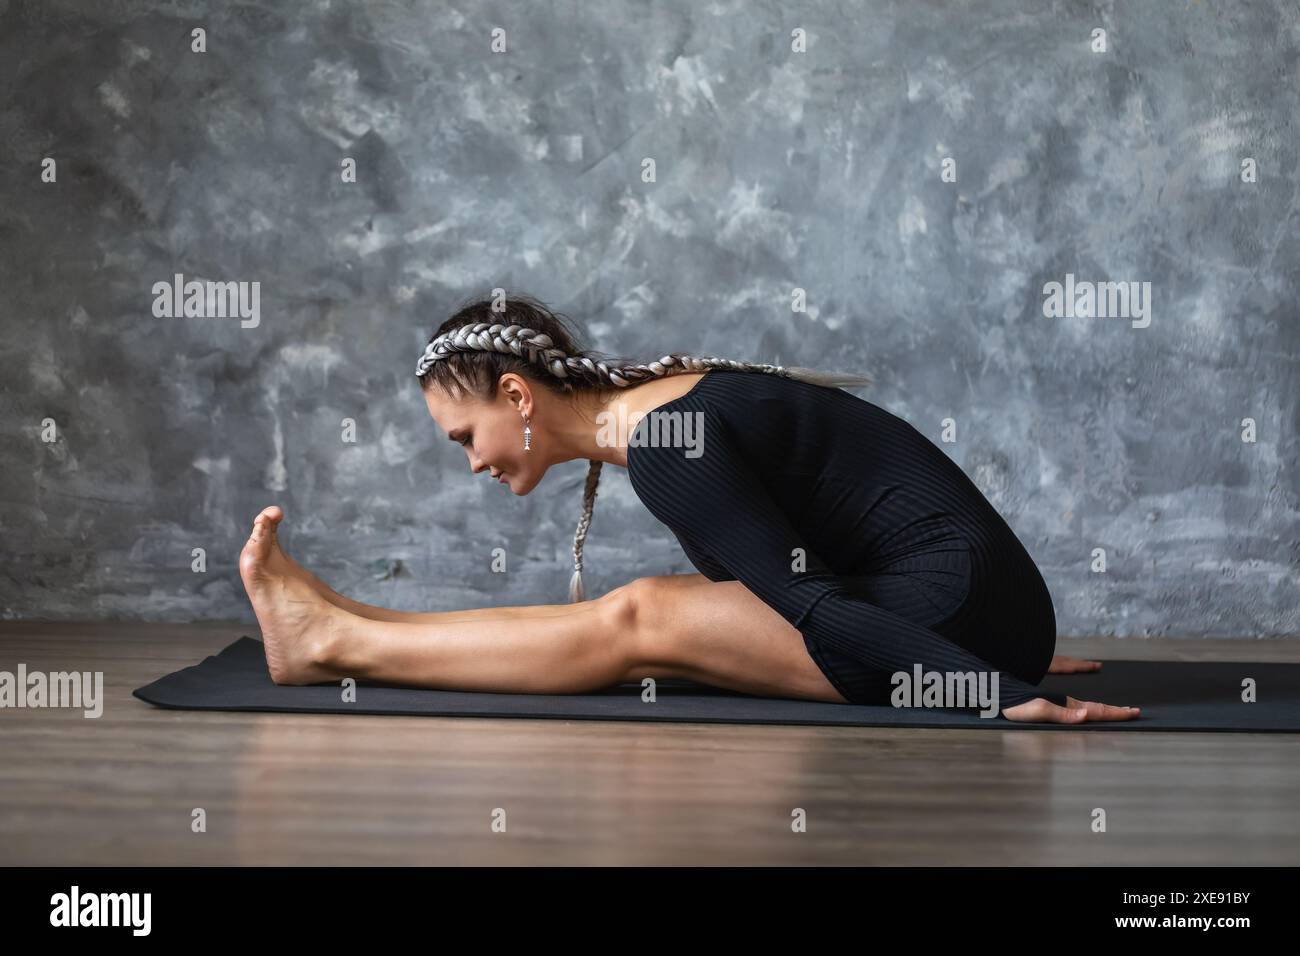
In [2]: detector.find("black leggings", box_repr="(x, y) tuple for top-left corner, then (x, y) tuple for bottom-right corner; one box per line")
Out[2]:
(800, 518), (1067, 709)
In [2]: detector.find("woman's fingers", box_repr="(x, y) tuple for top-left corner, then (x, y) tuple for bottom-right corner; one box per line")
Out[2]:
(1068, 696), (1141, 721)
(1000, 695), (1141, 723)
(1047, 654), (1103, 674)
(1001, 697), (1086, 722)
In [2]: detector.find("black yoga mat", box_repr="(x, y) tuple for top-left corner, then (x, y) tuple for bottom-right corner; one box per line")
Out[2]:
(132, 635), (1300, 732)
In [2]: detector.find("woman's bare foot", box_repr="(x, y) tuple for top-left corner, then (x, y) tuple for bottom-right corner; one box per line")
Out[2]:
(1002, 695), (1140, 723)
(1048, 654), (1103, 674)
(245, 505), (353, 611)
(239, 506), (346, 685)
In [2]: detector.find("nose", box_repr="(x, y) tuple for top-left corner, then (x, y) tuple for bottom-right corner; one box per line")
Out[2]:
(470, 456), (501, 480)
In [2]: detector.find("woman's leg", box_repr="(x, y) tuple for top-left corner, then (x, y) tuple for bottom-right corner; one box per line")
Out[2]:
(254, 506), (572, 625)
(328, 572), (843, 698)
(237, 508), (846, 702)
(239, 509), (641, 690)
(629, 576), (851, 703)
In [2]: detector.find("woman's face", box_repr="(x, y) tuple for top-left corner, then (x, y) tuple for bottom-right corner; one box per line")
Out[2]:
(423, 380), (540, 495)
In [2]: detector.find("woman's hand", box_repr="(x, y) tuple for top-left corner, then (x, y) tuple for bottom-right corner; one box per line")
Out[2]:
(1047, 654), (1103, 674)
(1001, 695), (1140, 723)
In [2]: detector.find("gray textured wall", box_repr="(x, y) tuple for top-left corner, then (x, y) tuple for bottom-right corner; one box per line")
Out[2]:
(0, 1), (1296, 636)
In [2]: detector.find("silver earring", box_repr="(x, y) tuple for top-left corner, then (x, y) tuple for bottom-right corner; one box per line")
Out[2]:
(523, 414), (532, 451)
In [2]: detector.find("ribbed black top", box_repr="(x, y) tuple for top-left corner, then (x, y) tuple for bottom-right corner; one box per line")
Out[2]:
(626, 369), (1066, 713)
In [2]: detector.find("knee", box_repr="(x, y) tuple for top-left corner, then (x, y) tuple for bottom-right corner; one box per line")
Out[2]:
(601, 576), (670, 663)
(602, 576), (648, 630)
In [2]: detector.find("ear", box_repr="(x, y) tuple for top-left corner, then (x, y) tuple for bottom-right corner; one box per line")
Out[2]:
(498, 373), (533, 416)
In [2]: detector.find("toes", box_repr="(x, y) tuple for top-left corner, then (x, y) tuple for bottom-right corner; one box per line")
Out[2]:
(247, 506), (284, 541)
(261, 507), (285, 551)
(243, 507), (282, 568)
(254, 505), (283, 531)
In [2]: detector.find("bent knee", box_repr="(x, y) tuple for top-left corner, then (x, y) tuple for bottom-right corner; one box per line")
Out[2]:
(607, 574), (726, 671)
(607, 576), (668, 626)
(612, 575), (703, 670)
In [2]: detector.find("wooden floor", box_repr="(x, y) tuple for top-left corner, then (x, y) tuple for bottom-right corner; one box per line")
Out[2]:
(0, 621), (1297, 866)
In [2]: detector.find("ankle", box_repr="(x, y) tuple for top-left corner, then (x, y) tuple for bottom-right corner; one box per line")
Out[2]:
(307, 610), (355, 678)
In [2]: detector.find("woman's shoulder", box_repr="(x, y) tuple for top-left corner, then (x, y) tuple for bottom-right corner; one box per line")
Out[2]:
(689, 369), (890, 444)
(656, 368), (825, 419)
(694, 367), (871, 408)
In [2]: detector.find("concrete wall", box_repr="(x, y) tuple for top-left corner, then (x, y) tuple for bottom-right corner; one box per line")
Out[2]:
(1, 0), (1296, 636)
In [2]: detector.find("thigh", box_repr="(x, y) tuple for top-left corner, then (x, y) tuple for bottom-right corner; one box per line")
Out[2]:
(629, 574), (849, 704)
(810, 533), (978, 704)
(816, 553), (1056, 703)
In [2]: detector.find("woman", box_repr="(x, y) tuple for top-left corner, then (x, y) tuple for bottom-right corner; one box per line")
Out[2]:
(239, 294), (1138, 724)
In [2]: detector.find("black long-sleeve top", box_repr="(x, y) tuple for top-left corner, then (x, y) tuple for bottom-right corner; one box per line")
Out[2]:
(626, 369), (1067, 712)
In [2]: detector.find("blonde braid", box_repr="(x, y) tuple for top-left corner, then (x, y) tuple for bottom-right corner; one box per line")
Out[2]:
(416, 321), (872, 602)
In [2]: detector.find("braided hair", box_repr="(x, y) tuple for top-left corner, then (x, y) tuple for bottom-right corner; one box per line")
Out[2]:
(416, 293), (873, 603)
